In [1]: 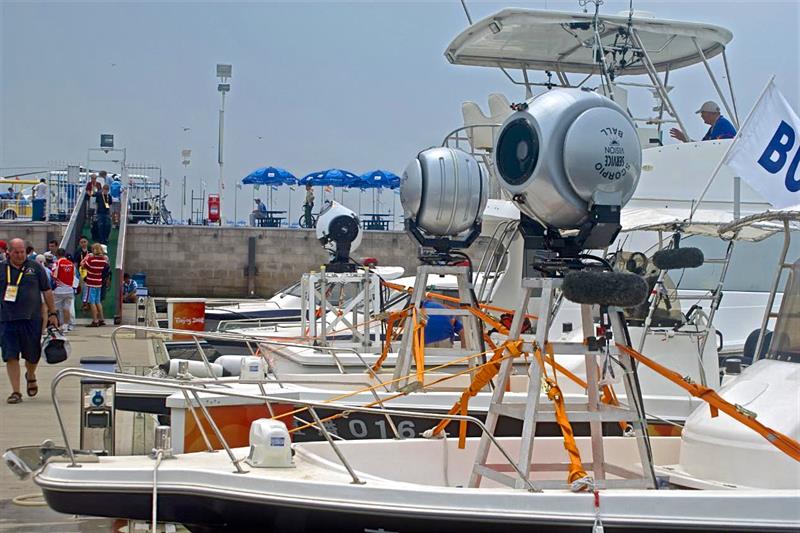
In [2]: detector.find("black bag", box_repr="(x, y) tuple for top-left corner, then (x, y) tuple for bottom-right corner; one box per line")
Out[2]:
(42, 326), (70, 364)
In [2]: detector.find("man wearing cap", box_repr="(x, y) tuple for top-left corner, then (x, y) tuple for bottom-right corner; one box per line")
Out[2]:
(670, 101), (737, 143)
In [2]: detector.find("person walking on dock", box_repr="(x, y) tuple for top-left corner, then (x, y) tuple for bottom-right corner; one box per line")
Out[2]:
(94, 184), (113, 245)
(80, 243), (108, 327)
(109, 175), (123, 228)
(53, 248), (77, 332)
(2, 239), (58, 404)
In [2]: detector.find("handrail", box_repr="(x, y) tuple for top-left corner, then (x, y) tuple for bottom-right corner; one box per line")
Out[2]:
(441, 124), (502, 152)
(114, 189), (130, 321)
(58, 186), (87, 253)
(48, 368), (539, 491)
(110, 325), (392, 392)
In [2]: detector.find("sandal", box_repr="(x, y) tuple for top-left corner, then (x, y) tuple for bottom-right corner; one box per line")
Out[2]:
(7, 392), (22, 404)
(25, 373), (38, 397)
(88, 321), (100, 328)
(98, 320), (106, 326)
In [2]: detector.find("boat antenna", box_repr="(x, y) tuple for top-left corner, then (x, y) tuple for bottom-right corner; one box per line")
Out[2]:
(459, 0), (473, 24)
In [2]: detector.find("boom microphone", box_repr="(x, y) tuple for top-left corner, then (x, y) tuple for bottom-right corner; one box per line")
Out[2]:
(652, 247), (704, 270)
(562, 271), (649, 308)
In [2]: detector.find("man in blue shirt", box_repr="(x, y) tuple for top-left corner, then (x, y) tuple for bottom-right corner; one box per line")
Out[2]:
(670, 101), (737, 143)
(109, 176), (123, 228)
(422, 300), (463, 347)
(249, 198), (268, 226)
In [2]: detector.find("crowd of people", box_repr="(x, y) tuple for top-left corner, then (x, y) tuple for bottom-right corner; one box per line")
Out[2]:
(0, 234), (142, 404)
(85, 170), (124, 244)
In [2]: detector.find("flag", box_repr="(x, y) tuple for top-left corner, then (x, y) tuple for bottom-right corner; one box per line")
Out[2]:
(724, 80), (800, 209)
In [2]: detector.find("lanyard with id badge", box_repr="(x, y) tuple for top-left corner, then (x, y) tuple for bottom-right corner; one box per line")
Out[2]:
(5, 265), (24, 302)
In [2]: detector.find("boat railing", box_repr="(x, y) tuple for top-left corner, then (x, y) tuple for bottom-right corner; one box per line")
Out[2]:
(215, 316), (302, 333)
(48, 367), (539, 491)
(110, 325), (392, 392)
(474, 219), (518, 303)
(206, 299), (283, 310)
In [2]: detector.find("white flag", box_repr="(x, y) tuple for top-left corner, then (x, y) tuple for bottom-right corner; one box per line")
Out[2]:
(724, 81), (800, 209)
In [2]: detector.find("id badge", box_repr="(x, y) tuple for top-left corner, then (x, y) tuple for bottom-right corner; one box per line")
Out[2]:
(4, 285), (18, 302)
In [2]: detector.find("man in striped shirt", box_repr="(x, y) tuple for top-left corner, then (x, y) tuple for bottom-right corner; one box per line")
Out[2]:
(80, 243), (108, 327)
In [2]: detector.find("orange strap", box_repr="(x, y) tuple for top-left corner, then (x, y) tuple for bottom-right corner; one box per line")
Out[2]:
(429, 340), (524, 447)
(616, 343), (800, 462)
(381, 280), (537, 320)
(533, 346), (589, 485)
(371, 308), (409, 372)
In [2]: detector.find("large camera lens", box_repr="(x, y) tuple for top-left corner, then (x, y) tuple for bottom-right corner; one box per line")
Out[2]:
(496, 117), (539, 187)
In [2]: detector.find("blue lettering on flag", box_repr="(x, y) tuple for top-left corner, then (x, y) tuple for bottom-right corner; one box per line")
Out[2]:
(757, 120), (800, 193)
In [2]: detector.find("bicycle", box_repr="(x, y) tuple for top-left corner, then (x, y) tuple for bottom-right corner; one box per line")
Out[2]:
(298, 205), (317, 228)
(145, 194), (173, 225)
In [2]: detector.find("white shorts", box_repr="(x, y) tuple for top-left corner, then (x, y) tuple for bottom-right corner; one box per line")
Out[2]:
(53, 292), (74, 312)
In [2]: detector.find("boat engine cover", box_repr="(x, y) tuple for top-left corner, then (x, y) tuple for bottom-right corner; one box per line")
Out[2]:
(246, 419), (293, 468)
(494, 89), (641, 229)
(401, 147), (487, 236)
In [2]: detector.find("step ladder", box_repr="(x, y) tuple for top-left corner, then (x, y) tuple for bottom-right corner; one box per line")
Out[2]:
(392, 265), (485, 390)
(469, 276), (658, 490)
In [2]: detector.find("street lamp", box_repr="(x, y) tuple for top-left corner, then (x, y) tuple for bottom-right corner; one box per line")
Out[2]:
(181, 149), (191, 224)
(216, 63), (231, 225)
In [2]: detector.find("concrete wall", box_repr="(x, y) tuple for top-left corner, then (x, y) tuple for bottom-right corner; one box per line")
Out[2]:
(124, 225), (435, 298)
(125, 226), (493, 298)
(0, 222), (66, 251)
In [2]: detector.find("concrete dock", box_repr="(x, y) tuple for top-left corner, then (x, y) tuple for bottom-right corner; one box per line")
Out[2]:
(0, 326), (157, 532)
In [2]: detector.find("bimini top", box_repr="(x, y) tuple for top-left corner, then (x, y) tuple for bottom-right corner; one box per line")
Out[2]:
(445, 8), (733, 75)
(621, 207), (795, 242)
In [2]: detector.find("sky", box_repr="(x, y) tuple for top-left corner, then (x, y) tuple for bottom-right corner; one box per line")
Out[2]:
(1, 0), (799, 223)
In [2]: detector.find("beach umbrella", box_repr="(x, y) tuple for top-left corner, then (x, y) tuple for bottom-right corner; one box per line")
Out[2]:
(299, 168), (359, 205)
(357, 169), (401, 190)
(358, 169), (401, 215)
(241, 166), (297, 211)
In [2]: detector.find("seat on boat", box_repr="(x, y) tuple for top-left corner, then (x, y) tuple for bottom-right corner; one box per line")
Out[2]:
(461, 93), (512, 151)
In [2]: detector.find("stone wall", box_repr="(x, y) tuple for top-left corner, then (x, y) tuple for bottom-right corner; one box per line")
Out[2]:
(0, 222), (492, 298)
(0, 222), (66, 251)
(124, 225), (432, 298)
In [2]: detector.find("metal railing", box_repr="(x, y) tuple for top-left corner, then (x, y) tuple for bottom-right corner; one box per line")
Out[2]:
(114, 189), (130, 321)
(48, 367), (539, 490)
(110, 325), (391, 392)
(58, 186), (88, 254)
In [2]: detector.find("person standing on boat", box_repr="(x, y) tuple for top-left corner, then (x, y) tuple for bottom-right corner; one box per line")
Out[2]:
(94, 184), (113, 245)
(2, 238), (59, 404)
(669, 101), (737, 142)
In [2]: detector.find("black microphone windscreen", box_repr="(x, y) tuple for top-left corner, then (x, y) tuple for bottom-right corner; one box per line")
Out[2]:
(562, 271), (649, 308)
(652, 247), (704, 270)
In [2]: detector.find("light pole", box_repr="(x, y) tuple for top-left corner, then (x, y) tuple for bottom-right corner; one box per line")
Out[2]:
(216, 63), (231, 225)
(181, 149), (191, 224)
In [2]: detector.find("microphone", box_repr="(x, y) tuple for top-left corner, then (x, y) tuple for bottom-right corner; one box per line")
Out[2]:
(652, 247), (704, 270)
(562, 271), (649, 308)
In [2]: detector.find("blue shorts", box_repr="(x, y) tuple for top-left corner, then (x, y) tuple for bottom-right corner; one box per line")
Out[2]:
(1, 319), (43, 363)
(86, 286), (102, 305)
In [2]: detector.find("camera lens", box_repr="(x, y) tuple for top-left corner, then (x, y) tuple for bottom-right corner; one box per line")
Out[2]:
(496, 117), (539, 187)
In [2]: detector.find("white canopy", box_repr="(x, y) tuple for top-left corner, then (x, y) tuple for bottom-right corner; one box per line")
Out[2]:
(621, 207), (792, 242)
(446, 8), (733, 75)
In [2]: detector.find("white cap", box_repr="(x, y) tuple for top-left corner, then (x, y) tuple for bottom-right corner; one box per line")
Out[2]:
(695, 101), (720, 114)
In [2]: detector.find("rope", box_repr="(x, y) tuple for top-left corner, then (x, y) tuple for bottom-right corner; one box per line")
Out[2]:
(617, 343), (800, 462)
(152, 450), (163, 533)
(11, 493), (46, 506)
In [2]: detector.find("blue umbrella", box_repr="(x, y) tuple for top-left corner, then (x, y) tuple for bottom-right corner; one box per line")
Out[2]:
(298, 168), (359, 187)
(242, 166), (297, 186)
(357, 169), (401, 190)
(241, 166), (297, 215)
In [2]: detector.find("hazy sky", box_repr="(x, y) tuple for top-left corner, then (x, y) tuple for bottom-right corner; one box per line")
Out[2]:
(2, 0), (799, 222)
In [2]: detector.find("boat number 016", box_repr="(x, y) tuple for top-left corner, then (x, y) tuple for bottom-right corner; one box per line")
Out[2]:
(347, 419), (417, 439)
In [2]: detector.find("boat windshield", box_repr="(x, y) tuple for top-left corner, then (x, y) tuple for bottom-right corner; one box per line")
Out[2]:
(766, 260), (800, 364)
